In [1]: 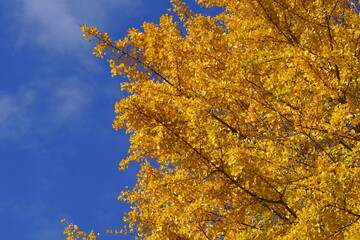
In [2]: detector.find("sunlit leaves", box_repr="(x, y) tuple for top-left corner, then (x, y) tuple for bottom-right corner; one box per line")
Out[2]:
(79, 0), (360, 239)
(61, 219), (100, 240)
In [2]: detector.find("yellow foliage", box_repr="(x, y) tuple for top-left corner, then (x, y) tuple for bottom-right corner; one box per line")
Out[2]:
(77, 0), (360, 239)
(62, 220), (100, 240)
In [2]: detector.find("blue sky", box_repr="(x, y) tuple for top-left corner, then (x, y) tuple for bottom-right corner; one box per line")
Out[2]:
(0, 0), (176, 239)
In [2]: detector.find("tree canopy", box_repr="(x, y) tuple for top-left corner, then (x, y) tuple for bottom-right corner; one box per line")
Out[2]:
(65, 0), (360, 239)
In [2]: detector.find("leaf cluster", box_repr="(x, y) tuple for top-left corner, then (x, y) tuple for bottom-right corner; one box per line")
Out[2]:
(76, 0), (360, 239)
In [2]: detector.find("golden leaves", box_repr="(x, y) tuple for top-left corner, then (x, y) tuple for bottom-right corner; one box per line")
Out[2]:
(61, 219), (100, 240)
(78, 0), (360, 239)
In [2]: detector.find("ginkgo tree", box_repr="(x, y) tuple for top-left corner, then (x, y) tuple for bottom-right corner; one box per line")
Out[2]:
(64, 0), (360, 239)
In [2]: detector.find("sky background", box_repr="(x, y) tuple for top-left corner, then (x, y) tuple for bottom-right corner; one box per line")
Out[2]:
(0, 0), (181, 239)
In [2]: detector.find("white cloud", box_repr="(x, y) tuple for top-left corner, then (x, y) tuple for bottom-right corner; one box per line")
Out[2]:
(48, 77), (91, 126)
(19, 0), (82, 52)
(0, 0), (143, 142)
(16, 0), (142, 53)
(0, 95), (20, 129)
(0, 88), (36, 140)
(0, 200), (64, 240)
(0, 76), (92, 141)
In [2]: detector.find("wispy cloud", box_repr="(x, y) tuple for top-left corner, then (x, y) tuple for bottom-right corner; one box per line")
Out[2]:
(21, 0), (81, 52)
(0, 200), (65, 240)
(0, 76), (92, 142)
(15, 0), (142, 52)
(1, 0), (141, 142)
(48, 77), (91, 126)
(0, 88), (36, 140)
